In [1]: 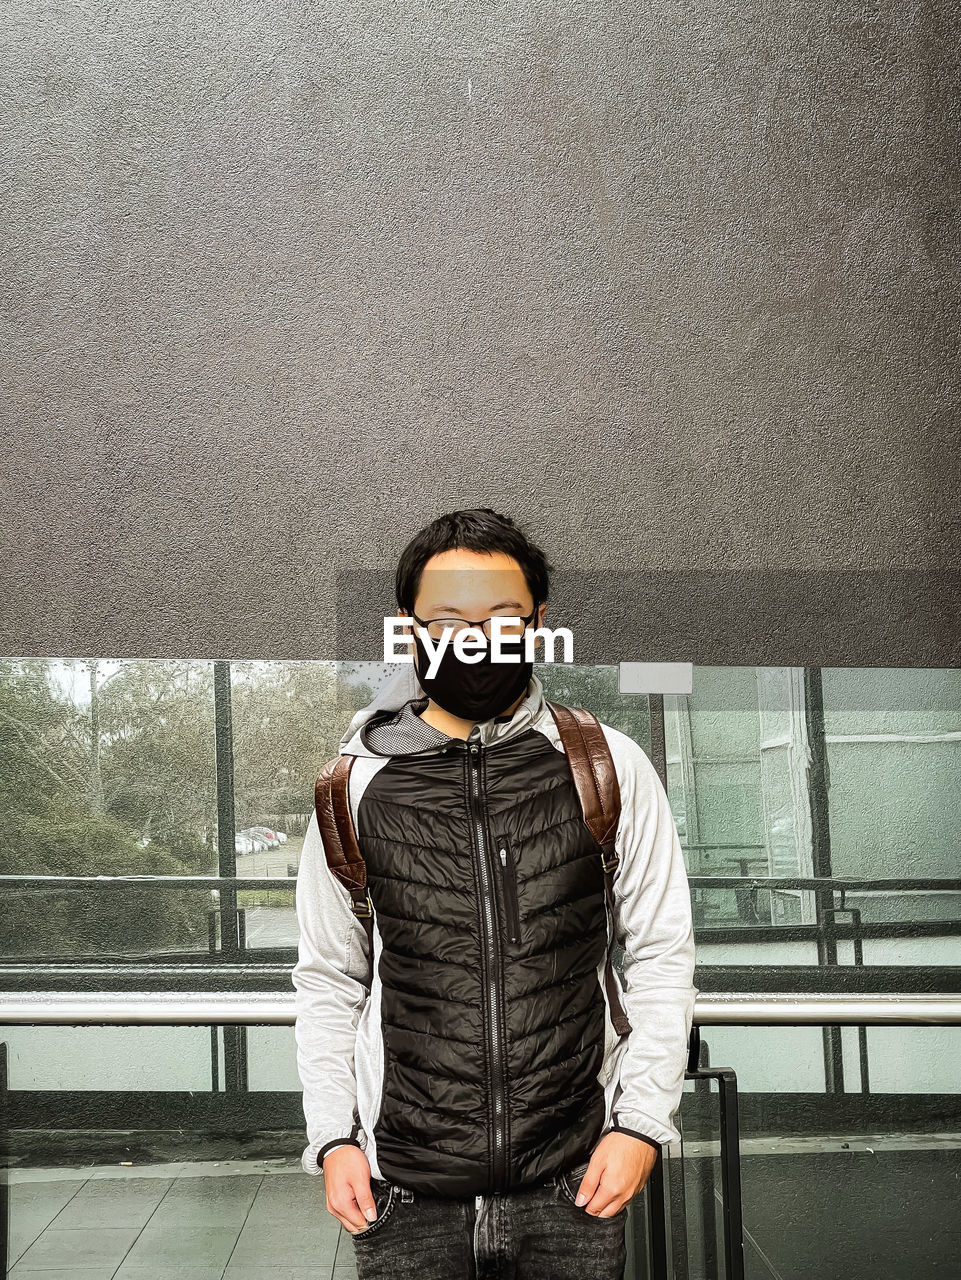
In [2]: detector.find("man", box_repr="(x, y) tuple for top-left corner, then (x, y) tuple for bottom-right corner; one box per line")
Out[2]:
(293, 508), (698, 1279)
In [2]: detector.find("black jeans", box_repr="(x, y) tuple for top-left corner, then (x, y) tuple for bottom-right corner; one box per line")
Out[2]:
(349, 1158), (628, 1279)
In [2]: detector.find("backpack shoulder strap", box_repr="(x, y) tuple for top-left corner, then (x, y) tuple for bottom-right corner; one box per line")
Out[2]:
(545, 699), (632, 1037)
(545, 701), (621, 866)
(313, 754), (374, 968)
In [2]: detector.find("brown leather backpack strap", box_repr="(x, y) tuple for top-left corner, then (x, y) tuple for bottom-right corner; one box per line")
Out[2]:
(314, 754), (374, 970)
(545, 702), (620, 862)
(546, 701), (633, 1038)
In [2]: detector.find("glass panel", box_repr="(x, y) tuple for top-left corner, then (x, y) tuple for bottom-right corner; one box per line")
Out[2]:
(537, 662), (653, 749)
(1, 657), (960, 1278)
(3, 657), (959, 968)
(246, 1025), (301, 1091)
(821, 667), (961, 927)
(5, 1025), (214, 1089)
(0, 657), (218, 960)
(3, 658), (959, 967)
(678, 1026), (961, 1279)
(667, 664), (961, 952)
(228, 658), (381, 950)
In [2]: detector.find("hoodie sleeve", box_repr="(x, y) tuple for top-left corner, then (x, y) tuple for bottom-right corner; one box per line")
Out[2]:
(602, 726), (698, 1148)
(292, 807), (372, 1175)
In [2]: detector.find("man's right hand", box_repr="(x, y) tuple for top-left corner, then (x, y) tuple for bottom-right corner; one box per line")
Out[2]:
(321, 1146), (380, 1233)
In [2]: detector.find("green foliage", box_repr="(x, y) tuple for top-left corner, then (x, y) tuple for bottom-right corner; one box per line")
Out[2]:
(0, 807), (211, 957)
(0, 657), (378, 960)
(537, 663), (652, 747)
(236, 887), (296, 910)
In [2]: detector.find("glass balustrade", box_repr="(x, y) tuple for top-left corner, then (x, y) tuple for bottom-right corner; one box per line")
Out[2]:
(1, 656), (958, 1278)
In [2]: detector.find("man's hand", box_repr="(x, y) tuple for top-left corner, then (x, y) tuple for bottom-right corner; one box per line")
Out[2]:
(321, 1146), (381, 1233)
(574, 1132), (660, 1217)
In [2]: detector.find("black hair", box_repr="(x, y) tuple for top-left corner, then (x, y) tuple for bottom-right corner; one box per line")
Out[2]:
(395, 508), (554, 615)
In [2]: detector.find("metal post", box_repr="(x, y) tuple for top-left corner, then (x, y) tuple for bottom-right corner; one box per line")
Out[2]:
(213, 661), (248, 1091)
(1, 1041), (9, 1280)
(803, 668), (844, 1095)
(214, 662), (239, 959)
(648, 693), (668, 787)
(823, 900), (871, 1093)
(690, 1027), (718, 1280)
(685, 1024), (746, 1280)
(645, 1141), (668, 1279)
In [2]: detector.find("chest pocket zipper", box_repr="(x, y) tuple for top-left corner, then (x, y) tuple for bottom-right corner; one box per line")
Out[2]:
(497, 838), (522, 944)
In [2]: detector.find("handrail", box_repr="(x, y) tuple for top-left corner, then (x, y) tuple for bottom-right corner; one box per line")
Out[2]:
(2, 991), (961, 1026)
(0, 874), (288, 889)
(2, 872), (960, 891)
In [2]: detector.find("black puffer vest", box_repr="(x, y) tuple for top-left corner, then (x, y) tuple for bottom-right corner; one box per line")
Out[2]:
(358, 718), (612, 1197)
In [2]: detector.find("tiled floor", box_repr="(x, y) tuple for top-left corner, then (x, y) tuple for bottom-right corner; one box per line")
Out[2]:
(4, 1158), (357, 1280)
(8, 1140), (960, 1279)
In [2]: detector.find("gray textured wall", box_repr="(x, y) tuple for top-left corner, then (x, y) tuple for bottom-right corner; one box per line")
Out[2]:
(1, 2), (958, 664)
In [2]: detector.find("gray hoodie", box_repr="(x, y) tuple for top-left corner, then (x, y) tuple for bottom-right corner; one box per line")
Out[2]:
(292, 665), (698, 1176)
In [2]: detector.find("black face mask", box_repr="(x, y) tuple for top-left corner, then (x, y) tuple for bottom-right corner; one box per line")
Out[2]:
(411, 628), (534, 722)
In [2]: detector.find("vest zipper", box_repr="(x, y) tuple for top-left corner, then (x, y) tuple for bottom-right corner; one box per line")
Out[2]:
(467, 739), (508, 1191)
(498, 842), (521, 944)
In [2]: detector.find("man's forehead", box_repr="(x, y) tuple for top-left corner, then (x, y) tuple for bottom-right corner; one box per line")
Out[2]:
(417, 568), (530, 601)
(423, 599), (528, 615)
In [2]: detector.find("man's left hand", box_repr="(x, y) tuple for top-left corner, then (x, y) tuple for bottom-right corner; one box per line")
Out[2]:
(574, 1131), (659, 1218)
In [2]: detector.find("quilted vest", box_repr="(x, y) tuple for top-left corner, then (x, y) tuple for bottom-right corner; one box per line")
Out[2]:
(316, 703), (630, 1197)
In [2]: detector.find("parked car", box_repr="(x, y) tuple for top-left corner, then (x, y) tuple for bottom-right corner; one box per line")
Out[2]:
(235, 830), (269, 854)
(250, 825), (287, 847)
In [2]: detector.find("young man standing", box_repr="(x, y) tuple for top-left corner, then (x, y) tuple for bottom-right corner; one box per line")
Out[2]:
(293, 508), (698, 1279)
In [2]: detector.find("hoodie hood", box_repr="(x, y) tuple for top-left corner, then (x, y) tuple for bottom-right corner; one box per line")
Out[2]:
(339, 663), (551, 759)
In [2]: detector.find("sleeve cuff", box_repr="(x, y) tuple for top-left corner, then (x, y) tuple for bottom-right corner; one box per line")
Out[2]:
(609, 1122), (663, 1152)
(316, 1135), (363, 1168)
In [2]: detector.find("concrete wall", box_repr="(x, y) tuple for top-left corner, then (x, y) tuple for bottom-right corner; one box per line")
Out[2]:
(1, 2), (958, 666)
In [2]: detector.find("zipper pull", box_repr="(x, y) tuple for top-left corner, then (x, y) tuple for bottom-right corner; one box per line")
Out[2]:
(499, 847), (507, 867)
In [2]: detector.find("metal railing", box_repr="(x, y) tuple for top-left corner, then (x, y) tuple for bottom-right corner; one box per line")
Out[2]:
(3, 990), (961, 1024)
(3, 995), (961, 1279)
(3, 864), (961, 1279)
